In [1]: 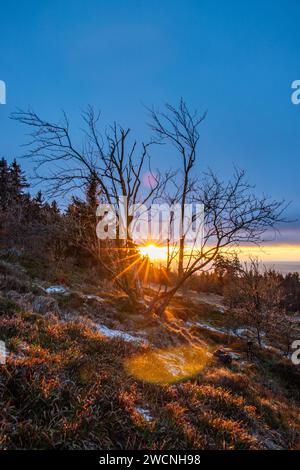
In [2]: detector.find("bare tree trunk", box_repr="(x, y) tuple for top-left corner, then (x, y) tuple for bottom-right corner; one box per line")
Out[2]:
(256, 328), (262, 348)
(178, 235), (184, 278)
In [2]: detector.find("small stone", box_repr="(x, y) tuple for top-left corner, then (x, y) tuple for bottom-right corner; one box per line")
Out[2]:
(214, 348), (233, 365)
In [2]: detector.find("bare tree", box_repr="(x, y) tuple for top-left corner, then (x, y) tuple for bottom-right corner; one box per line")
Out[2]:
(228, 259), (285, 347)
(270, 312), (299, 356)
(145, 168), (287, 316)
(149, 99), (206, 279)
(11, 107), (171, 307)
(12, 103), (287, 316)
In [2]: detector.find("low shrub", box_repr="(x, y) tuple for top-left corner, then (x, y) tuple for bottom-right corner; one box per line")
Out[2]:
(0, 295), (20, 316)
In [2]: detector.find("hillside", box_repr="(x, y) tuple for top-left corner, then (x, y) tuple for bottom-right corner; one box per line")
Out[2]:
(1, 254), (300, 450)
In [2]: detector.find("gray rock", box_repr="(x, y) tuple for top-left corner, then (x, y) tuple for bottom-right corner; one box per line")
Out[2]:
(214, 348), (233, 365)
(32, 295), (60, 315)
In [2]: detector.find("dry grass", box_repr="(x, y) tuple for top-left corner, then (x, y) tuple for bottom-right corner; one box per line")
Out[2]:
(0, 257), (299, 449)
(1, 309), (300, 450)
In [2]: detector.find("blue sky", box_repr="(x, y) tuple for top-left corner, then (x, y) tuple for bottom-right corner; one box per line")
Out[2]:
(0, 0), (300, 242)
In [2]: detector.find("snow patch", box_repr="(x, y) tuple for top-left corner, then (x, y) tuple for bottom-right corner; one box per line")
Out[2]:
(84, 295), (105, 302)
(135, 406), (153, 422)
(220, 348), (241, 360)
(96, 324), (147, 344)
(46, 285), (68, 294)
(234, 327), (266, 339)
(187, 320), (235, 337)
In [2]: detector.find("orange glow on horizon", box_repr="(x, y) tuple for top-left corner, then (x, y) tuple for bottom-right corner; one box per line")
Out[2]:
(236, 244), (300, 263)
(138, 243), (300, 264)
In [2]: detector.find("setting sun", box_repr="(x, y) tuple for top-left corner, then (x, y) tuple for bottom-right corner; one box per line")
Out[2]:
(138, 244), (168, 262)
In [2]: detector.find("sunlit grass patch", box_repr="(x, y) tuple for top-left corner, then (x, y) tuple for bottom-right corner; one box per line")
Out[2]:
(125, 344), (211, 384)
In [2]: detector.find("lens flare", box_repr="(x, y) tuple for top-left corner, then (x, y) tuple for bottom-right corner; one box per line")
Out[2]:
(138, 244), (168, 262)
(125, 344), (211, 384)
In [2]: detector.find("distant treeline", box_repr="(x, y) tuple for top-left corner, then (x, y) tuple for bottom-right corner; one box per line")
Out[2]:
(0, 157), (105, 269)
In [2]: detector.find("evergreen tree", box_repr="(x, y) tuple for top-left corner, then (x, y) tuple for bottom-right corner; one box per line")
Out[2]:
(86, 172), (99, 211)
(34, 190), (44, 207)
(0, 158), (9, 210)
(50, 200), (60, 215)
(9, 158), (29, 203)
(0, 158), (30, 210)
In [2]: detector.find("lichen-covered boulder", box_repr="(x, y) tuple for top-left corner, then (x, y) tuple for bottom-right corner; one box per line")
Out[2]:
(32, 295), (60, 315)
